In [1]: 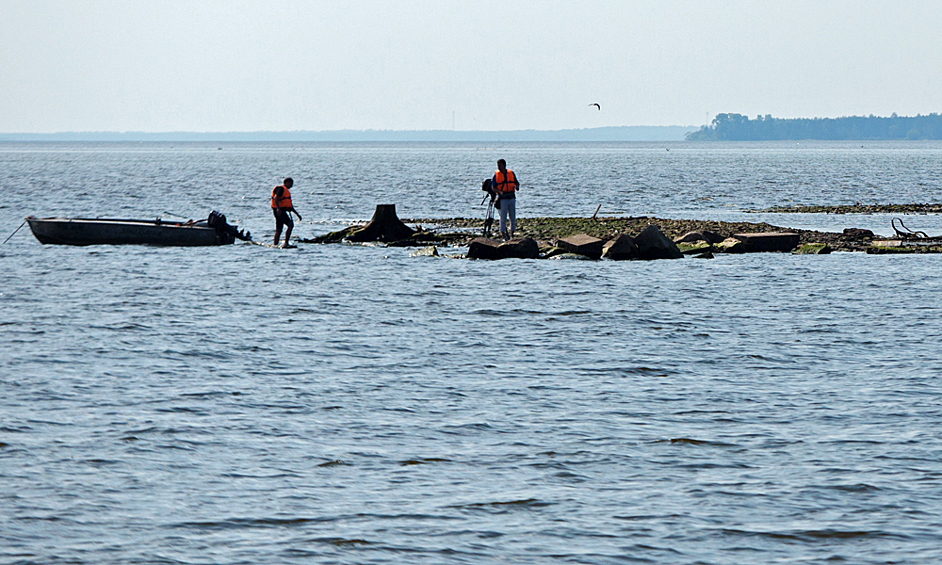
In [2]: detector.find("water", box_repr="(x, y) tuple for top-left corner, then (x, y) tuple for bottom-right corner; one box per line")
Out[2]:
(2, 141), (942, 564)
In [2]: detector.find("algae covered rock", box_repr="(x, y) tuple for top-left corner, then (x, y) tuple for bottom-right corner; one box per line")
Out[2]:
(715, 237), (746, 253)
(410, 246), (439, 257)
(676, 241), (712, 255)
(541, 246), (569, 259)
(793, 243), (832, 255)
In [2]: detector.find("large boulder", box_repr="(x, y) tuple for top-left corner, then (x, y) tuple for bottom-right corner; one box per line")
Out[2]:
(467, 237), (502, 259)
(557, 233), (604, 259)
(602, 233), (639, 260)
(467, 237), (539, 260)
(634, 225), (683, 260)
(497, 237), (540, 259)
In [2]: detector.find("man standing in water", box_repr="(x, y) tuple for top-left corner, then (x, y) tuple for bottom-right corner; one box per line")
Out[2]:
(271, 177), (302, 247)
(492, 159), (520, 240)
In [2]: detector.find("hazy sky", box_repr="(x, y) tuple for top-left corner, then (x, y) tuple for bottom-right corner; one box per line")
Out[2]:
(2, 0), (941, 133)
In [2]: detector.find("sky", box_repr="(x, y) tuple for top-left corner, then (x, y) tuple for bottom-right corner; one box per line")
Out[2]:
(2, 0), (942, 133)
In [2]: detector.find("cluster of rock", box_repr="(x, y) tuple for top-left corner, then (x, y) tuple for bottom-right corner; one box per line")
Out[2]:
(466, 225), (810, 260)
(306, 204), (942, 259)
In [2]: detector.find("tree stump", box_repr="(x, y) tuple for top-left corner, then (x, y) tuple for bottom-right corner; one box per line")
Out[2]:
(347, 204), (416, 243)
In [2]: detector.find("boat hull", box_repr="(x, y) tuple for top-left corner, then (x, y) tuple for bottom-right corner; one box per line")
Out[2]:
(26, 217), (234, 246)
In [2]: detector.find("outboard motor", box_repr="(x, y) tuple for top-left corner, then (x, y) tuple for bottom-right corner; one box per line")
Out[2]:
(207, 210), (226, 228)
(207, 210), (251, 242)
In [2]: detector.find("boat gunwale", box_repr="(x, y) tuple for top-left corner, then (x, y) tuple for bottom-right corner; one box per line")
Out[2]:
(28, 216), (211, 228)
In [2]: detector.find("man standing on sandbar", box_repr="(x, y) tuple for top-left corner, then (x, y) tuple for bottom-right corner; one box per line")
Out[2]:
(492, 159), (520, 240)
(271, 177), (302, 247)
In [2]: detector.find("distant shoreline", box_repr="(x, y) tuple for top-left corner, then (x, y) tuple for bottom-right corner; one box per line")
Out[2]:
(687, 113), (942, 141)
(0, 126), (695, 143)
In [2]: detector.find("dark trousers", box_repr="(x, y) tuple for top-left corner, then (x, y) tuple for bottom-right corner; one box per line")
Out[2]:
(273, 208), (294, 232)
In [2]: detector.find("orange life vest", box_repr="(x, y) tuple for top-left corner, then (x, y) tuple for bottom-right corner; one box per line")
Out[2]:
(494, 170), (517, 194)
(271, 185), (292, 209)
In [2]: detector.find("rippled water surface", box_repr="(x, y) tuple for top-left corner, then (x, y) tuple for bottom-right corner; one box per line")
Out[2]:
(2, 142), (942, 564)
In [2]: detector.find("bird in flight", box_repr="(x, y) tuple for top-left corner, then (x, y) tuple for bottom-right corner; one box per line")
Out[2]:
(589, 103), (601, 110)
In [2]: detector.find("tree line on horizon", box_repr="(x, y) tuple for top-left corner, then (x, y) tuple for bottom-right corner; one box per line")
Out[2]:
(686, 113), (942, 141)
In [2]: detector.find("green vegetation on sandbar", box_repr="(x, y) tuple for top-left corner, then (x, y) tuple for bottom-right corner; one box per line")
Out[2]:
(406, 216), (782, 243)
(403, 216), (868, 249)
(755, 203), (942, 215)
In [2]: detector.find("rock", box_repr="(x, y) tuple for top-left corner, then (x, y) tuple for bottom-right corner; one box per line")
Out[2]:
(497, 237), (540, 259)
(674, 230), (724, 244)
(842, 228), (875, 241)
(634, 225), (683, 260)
(676, 241), (712, 255)
(674, 231), (705, 244)
(693, 250), (714, 259)
(732, 232), (800, 252)
(792, 243), (832, 255)
(867, 245), (918, 255)
(870, 239), (902, 248)
(467, 237), (502, 259)
(541, 246), (569, 259)
(410, 246), (439, 257)
(467, 237), (539, 260)
(557, 233), (604, 259)
(602, 233), (639, 260)
(702, 231), (725, 244)
(715, 237), (745, 253)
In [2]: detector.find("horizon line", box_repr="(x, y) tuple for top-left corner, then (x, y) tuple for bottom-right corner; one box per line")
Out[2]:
(0, 125), (696, 134)
(0, 126), (698, 142)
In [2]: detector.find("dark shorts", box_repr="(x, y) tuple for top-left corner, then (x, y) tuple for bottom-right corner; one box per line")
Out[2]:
(273, 209), (293, 230)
